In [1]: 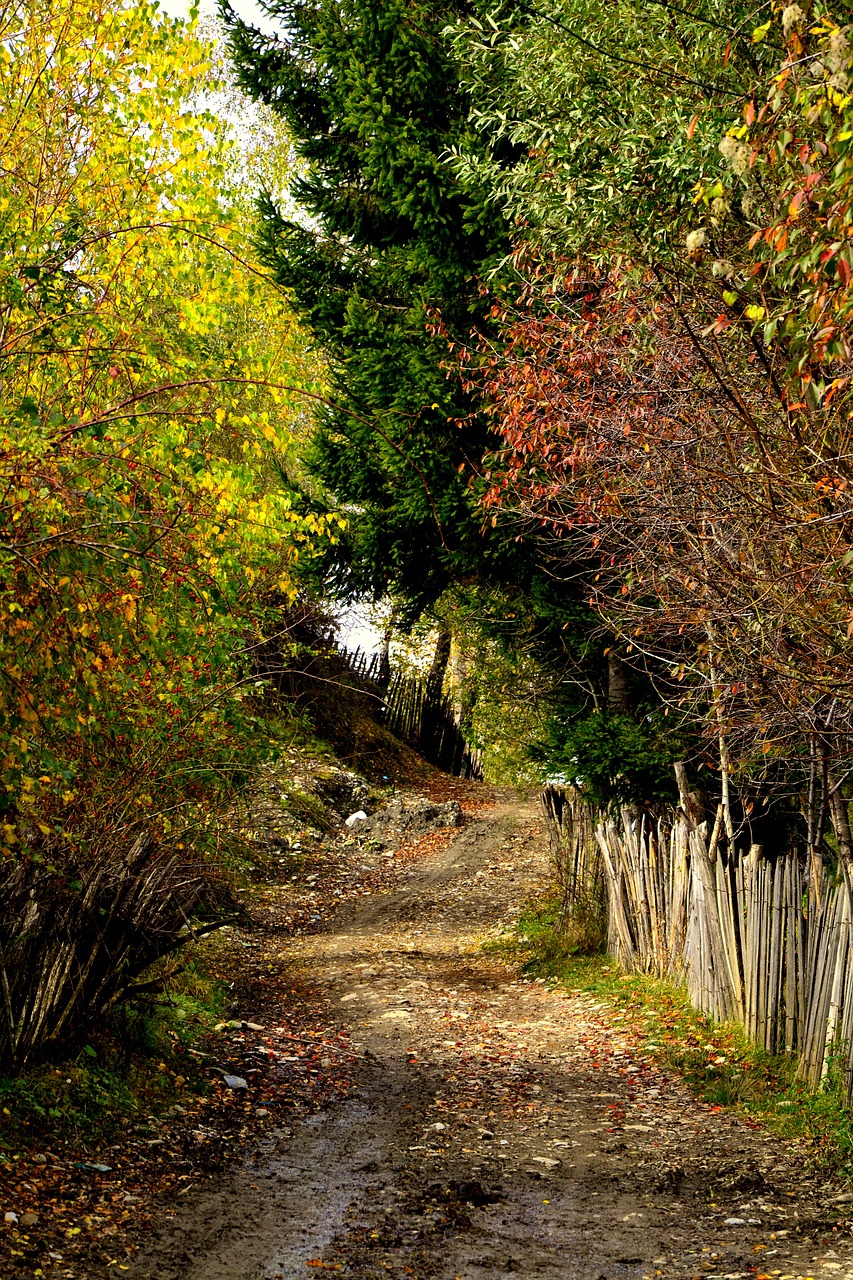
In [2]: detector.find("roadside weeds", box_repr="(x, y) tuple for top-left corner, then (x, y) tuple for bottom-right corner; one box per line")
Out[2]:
(497, 896), (853, 1181)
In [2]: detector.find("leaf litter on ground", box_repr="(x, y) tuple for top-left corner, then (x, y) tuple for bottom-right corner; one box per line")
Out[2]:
(0, 766), (501, 1279)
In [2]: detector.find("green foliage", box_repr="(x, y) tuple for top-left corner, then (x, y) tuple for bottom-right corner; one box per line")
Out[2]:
(441, 0), (853, 799)
(422, 588), (549, 785)
(446, 0), (776, 266)
(0, 965), (223, 1145)
(0, 0), (343, 1070)
(0, 0), (334, 858)
(225, 0), (510, 609)
(534, 705), (685, 808)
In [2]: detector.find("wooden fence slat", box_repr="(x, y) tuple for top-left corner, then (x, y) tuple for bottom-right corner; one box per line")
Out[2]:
(552, 788), (853, 1094)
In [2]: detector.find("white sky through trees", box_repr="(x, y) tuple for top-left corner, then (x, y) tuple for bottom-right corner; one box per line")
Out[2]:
(159, 0), (280, 35)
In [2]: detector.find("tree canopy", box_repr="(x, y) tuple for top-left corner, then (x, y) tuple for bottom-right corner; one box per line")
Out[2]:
(224, 0), (512, 612)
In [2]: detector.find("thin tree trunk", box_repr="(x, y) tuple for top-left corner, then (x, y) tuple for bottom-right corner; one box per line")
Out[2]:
(425, 625), (451, 703)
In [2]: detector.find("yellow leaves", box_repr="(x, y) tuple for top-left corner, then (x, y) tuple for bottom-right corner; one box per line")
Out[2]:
(0, 0), (332, 855)
(751, 20), (771, 43)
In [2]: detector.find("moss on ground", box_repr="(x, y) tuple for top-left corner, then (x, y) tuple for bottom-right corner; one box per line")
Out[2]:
(0, 962), (224, 1152)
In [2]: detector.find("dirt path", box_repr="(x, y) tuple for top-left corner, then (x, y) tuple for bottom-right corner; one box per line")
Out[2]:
(131, 800), (853, 1280)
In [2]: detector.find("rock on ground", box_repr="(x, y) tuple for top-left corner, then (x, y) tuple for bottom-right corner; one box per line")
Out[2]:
(346, 797), (464, 849)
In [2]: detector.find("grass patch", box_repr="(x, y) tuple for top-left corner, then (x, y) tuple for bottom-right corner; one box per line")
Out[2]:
(491, 895), (853, 1176)
(0, 959), (225, 1155)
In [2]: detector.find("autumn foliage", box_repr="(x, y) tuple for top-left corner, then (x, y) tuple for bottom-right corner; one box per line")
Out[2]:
(0, 0), (333, 1066)
(441, 3), (853, 853)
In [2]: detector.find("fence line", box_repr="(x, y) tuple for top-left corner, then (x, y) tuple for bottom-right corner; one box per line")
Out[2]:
(541, 786), (853, 1097)
(341, 646), (483, 780)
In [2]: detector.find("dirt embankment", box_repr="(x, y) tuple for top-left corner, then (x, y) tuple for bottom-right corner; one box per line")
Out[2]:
(129, 798), (853, 1280)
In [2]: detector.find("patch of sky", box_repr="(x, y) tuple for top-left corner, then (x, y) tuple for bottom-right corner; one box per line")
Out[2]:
(158, 0), (281, 36)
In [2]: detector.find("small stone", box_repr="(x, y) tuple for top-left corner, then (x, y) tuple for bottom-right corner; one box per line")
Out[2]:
(243, 1022), (265, 1032)
(321, 1058), (332, 1068)
(345, 811), (368, 828)
(531, 1156), (561, 1168)
(20, 1213), (39, 1227)
(430, 1123), (447, 1132)
(724, 1217), (746, 1226)
(481, 1130), (495, 1140)
(4, 1212), (18, 1225)
(222, 1074), (248, 1090)
(255, 1108), (270, 1118)
(33, 1154), (47, 1164)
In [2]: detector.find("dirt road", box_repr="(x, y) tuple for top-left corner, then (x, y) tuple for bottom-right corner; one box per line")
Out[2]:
(131, 800), (853, 1280)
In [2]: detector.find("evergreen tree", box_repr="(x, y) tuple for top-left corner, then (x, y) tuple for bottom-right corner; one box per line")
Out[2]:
(224, 0), (509, 612)
(225, 0), (684, 800)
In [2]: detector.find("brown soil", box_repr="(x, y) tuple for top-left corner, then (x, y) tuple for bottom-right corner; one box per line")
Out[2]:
(128, 798), (853, 1280)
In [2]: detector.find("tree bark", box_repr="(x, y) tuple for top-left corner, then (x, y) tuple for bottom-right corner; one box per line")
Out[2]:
(828, 775), (853, 869)
(425, 625), (452, 703)
(607, 651), (631, 711)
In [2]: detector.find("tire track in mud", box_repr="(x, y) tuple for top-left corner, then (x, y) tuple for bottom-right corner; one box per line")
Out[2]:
(130, 802), (853, 1280)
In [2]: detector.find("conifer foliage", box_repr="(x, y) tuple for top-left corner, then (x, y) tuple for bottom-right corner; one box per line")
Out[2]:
(225, 0), (509, 610)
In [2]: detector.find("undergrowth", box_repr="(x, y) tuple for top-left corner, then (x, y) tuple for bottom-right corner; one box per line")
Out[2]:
(490, 895), (853, 1177)
(0, 961), (225, 1156)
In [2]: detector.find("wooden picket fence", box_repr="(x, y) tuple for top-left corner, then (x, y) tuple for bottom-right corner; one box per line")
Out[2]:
(541, 785), (605, 951)
(344, 644), (389, 687)
(542, 787), (853, 1096)
(382, 667), (483, 780)
(341, 646), (483, 780)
